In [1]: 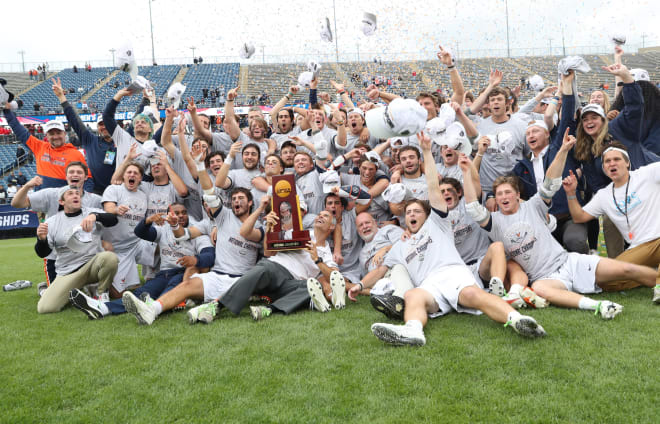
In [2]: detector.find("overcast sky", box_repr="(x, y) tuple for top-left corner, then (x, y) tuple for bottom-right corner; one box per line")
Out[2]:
(3, 0), (658, 70)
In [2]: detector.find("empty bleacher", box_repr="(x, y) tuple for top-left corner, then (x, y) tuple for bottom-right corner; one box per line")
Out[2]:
(180, 63), (240, 105)
(15, 67), (114, 116)
(86, 65), (181, 113)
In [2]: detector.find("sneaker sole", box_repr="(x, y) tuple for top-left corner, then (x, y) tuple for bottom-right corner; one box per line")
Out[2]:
(122, 292), (153, 325)
(369, 295), (404, 320)
(330, 271), (346, 310)
(514, 317), (546, 338)
(489, 280), (506, 297)
(69, 290), (103, 320)
(307, 278), (330, 312)
(371, 324), (425, 346)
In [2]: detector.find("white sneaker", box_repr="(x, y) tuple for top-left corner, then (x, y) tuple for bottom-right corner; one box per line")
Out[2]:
(596, 301), (623, 320)
(653, 285), (660, 304)
(97, 292), (110, 304)
(489, 277), (506, 297)
(187, 302), (217, 324)
(330, 271), (346, 310)
(122, 291), (157, 325)
(503, 292), (526, 309)
(371, 322), (426, 346)
(307, 278), (330, 312)
(507, 314), (546, 338)
(520, 287), (548, 308)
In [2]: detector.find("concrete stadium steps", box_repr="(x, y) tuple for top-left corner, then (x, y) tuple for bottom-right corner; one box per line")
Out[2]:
(81, 70), (120, 103)
(0, 72), (46, 96)
(172, 66), (190, 85)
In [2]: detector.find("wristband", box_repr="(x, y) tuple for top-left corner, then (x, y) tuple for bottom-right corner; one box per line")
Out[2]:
(566, 195), (576, 200)
(314, 257), (323, 265)
(476, 153), (484, 157)
(225, 155), (233, 166)
(357, 282), (364, 291)
(287, 91), (293, 98)
(338, 90), (346, 95)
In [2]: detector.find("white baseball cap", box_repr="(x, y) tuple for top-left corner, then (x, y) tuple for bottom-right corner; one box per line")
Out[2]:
(581, 103), (606, 119)
(365, 98), (427, 140)
(630, 68), (650, 82)
(240, 43), (255, 59)
(361, 12), (377, 36)
(44, 120), (65, 133)
(320, 17), (333, 42)
(348, 108), (365, 119)
(298, 71), (314, 89)
(443, 122), (472, 156)
(319, 170), (340, 193)
(526, 120), (549, 132)
(382, 183), (407, 203)
(166, 82), (186, 109)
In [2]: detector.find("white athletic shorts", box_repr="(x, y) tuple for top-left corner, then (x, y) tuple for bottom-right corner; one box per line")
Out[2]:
(419, 265), (482, 318)
(467, 256), (486, 289)
(194, 271), (240, 303)
(541, 252), (601, 294)
(112, 244), (140, 292)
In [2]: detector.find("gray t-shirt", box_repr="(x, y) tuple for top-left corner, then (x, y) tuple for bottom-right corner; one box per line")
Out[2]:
(476, 115), (529, 193)
(271, 126), (302, 151)
(153, 224), (213, 271)
(341, 174), (391, 223)
(296, 169), (325, 215)
(383, 208), (464, 286)
(448, 199), (490, 264)
(328, 209), (363, 283)
(436, 163), (463, 182)
(227, 168), (261, 191)
(142, 181), (180, 217)
(487, 194), (567, 281)
(46, 207), (106, 275)
(359, 224), (404, 277)
(209, 205), (262, 275)
(101, 184), (148, 251)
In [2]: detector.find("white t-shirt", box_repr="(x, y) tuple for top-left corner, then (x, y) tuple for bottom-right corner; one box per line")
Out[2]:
(268, 232), (336, 280)
(583, 162), (660, 248)
(487, 194), (567, 281)
(101, 184), (148, 251)
(383, 208), (464, 286)
(209, 205), (262, 275)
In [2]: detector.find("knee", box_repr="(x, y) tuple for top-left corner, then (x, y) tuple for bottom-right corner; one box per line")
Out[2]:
(563, 234), (589, 254)
(403, 288), (426, 305)
(99, 251), (119, 268)
(489, 241), (505, 257)
(37, 298), (56, 314)
(458, 285), (482, 304)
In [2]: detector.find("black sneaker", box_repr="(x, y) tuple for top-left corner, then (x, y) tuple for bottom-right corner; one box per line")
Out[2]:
(370, 292), (405, 320)
(69, 289), (104, 320)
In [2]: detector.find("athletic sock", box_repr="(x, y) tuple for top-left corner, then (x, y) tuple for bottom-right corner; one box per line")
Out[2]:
(578, 296), (599, 311)
(153, 300), (163, 316)
(509, 284), (524, 296)
(507, 310), (522, 322)
(405, 320), (423, 331)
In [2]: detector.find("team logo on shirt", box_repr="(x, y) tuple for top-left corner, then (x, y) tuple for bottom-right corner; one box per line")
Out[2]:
(503, 222), (537, 261)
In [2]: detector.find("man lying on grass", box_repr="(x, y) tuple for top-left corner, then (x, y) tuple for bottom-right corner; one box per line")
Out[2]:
(348, 133), (546, 346)
(463, 131), (658, 320)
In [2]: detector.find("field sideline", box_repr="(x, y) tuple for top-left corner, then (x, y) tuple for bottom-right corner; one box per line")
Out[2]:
(0, 237), (658, 423)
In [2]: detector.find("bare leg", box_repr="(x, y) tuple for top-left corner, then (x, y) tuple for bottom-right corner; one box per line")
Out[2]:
(156, 277), (205, 311)
(458, 285), (513, 323)
(532, 279), (583, 308)
(402, 288), (439, 327)
(479, 241), (506, 282)
(595, 257), (656, 288)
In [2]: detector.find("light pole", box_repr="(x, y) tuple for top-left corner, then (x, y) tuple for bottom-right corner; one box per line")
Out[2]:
(356, 43), (360, 62)
(18, 50), (25, 73)
(148, 0), (156, 65)
(505, 0), (510, 57)
(561, 26), (566, 56)
(190, 46), (196, 61)
(641, 33), (648, 48)
(548, 38), (553, 56)
(332, 0), (339, 62)
(109, 48), (116, 67)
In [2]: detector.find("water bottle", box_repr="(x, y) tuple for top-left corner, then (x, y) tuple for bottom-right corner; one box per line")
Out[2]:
(3, 280), (33, 291)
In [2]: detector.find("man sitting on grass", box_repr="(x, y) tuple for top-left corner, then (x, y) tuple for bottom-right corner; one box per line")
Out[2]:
(349, 133), (546, 346)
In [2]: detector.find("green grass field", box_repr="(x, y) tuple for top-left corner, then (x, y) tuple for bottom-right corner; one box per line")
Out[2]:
(1, 237), (658, 423)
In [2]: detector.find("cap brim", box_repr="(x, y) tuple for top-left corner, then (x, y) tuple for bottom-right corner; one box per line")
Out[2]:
(365, 108), (399, 140)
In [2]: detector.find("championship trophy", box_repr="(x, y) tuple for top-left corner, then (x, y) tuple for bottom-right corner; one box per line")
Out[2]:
(266, 174), (311, 251)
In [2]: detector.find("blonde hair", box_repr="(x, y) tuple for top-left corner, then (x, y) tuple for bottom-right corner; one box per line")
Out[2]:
(590, 90), (611, 113)
(493, 176), (520, 194)
(575, 115), (609, 162)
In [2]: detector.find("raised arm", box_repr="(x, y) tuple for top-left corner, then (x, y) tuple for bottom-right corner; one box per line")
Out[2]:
(110, 143), (140, 184)
(613, 45), (624, 99)
(215, 141), (242, 190)
(53, 77), (91, 141)
(451, 101), (478, 138)
(562, 170), (596, 224)
(419, 132), (447, 212)
(158, 151), (188, 197)
(365, 84), (400, 105)
(468, 69), (503, 114)
(437, 45), (465, 104)
(542, 128), (576, 204)
(222, 86), (241, 141)
(11, 176), (42, 209)
(603, 64), (643, 142)
(330, 80), (355, 110)
(160, 106), (177, 158)
(270, 85), (299, 131)
(186, 97), (212, 143)
(460, 153), (490, 228)
(239, 195), (269, 243)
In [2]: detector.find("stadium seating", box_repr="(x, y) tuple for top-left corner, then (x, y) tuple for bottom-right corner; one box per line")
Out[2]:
(3, 52), (658, 119)
(180, 63), (240, 105)
(15, 67), (114, 115)
(86, 65), (182, 113)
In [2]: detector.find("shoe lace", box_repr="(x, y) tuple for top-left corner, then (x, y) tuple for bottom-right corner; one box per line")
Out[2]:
(594, 301), (603, 316)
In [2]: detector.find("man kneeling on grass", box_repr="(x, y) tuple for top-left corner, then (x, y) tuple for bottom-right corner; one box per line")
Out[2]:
(348, 133), (546, 346)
